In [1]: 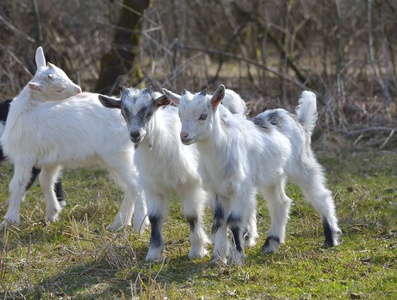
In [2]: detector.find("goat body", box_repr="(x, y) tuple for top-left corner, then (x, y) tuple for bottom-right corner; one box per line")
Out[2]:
(175, 85), (341, 265)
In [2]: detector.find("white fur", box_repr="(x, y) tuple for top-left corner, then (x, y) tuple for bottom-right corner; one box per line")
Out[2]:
(163, 88), (258, 249)
(176, 85), (341, 265)
(0, 47), (148, 233)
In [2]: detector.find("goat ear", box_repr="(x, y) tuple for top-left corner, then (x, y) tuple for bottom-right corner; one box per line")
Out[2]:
(35, 47), (46, 70)
(144, 85), (152, 94)
(199, 88), (207, 97)
(121, 86), (129, 95)
(162, 88), (181, 105)
(211, 84), (225, 111)
(154, 95), (171, 108)
(98, 95), (121, 109)
(28, 82), (42, 91)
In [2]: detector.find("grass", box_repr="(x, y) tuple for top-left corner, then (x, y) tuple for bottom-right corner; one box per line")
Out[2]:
(0, 149), (396, 299)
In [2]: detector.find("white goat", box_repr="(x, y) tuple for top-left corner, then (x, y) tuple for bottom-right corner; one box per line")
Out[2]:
(168, 84), (341, 265)
(1, 47), (148, 232)
(99, 86), (257, 261)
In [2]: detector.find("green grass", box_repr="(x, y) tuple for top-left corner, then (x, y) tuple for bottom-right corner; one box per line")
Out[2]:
(0, 150), (396, 299)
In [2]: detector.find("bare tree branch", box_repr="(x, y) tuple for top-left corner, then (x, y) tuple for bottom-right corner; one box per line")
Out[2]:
(181, 44), (311, 91)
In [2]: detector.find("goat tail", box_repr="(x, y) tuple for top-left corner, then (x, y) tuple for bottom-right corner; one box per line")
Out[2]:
(296, 91), (318, 133)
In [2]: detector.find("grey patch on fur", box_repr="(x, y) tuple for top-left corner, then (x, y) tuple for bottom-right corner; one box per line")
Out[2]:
(249, 116), (271, 132)
(266, 111), (282, 127)
(187, 216), (197, 232)
(212, 196), (225, 234)
(149, 214), (164, 249)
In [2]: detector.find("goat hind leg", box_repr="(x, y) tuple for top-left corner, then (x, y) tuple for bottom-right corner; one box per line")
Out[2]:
(294, 161), (341, 247)
(242, 190), (258, 249)
(104, 155), (148, 233)
(262, 179), (292, 254)
(39, 166), (63, 223)
(26, 167), (65, 207)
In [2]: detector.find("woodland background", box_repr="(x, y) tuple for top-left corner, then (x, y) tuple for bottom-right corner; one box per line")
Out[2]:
(0, 1), (396, 299)
(0, 0), (396, 149)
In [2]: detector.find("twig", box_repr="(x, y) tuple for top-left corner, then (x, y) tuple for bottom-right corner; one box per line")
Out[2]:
(24, 237), (32, 290)
(31, 0), (43, 45)
(161, 53), (203, 87)
(49, 255), (71, 296)
(0, 15), (35, 43)
(367, 0), (385, 90)
(180, 44), (311, 91)
(380, 129), (395, 149)
(348, 126), (396, 134)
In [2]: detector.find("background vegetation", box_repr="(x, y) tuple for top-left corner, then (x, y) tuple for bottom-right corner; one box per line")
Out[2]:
(0, 0), (396, 298)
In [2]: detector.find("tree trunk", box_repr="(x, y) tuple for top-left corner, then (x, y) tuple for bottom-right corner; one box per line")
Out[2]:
(94, 0), (150, 94)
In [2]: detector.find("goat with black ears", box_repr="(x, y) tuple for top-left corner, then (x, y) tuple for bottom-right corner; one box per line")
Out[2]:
(166, 84), (341, 265)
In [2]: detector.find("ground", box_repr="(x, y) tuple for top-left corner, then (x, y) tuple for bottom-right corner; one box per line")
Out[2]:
(0, 148), (396, 299)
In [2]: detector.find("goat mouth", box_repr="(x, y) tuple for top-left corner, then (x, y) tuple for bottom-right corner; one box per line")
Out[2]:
(131, 137), (144, 143)
(181, 137), (196, 145)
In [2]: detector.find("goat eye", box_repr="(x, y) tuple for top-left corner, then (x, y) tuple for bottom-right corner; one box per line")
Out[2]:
(146, 112), (153, 118)
(199, 113), (207, 120)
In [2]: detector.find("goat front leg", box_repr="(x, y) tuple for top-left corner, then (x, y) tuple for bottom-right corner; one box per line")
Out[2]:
(227, 192), (250, 266)
(132, 187), (148, 234)
(211, 195), (230, 265)
(182, 187), (209, 259)
(2, 162), (33, 227)
(145, 193), (166, 261)
(39, 165), (63, 223)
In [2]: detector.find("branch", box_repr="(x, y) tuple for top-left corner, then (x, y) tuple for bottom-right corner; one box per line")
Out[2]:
(180, 44), (311, 91)
(347, 126), (396, 134)
(31, 0), (43, 45)
(0, 15), (35, 43)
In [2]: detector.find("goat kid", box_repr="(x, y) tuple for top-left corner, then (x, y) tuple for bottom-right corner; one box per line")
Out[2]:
(1, 47), (148, 232)
(172, 84), (341, 265)
(99, 86), (210, 261)
(0, 99), (64, 205)
(163, 88), (259, 254)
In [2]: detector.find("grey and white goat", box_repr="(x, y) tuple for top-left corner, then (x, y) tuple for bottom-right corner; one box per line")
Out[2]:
(1, 47), (147, 232)
(170, 84), (341, 265)
(99, 86), (257, 261)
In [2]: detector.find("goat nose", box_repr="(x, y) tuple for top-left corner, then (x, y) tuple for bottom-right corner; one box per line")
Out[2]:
(130, 131), (141, 139)
(76, 86), (82, 93)
(180, 132), (188, 140)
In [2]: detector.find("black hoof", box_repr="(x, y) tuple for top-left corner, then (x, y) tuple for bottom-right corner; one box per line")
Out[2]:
(262, 236), (280, 254)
